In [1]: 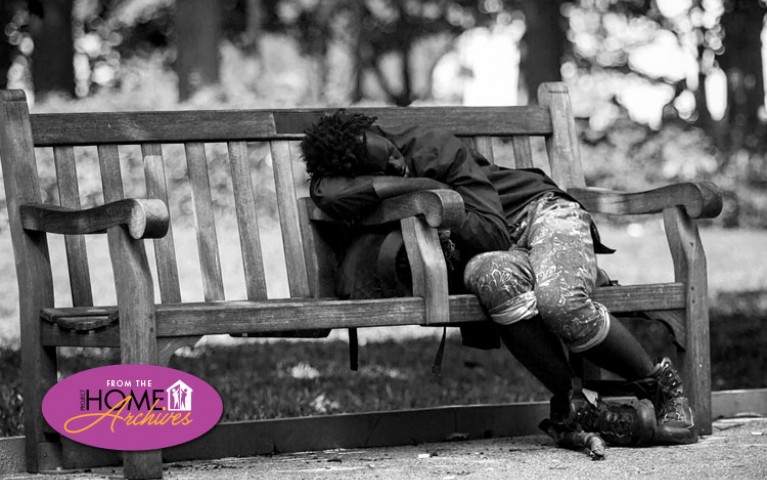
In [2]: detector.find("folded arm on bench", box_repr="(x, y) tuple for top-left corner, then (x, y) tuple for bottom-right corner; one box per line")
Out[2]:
(307, 176), (466, 230)
(20, 198), (170, 239)
(568, 181), (723, 219)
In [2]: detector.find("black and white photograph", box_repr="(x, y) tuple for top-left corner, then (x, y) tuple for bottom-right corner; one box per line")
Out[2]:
(1, 1), (766, 478)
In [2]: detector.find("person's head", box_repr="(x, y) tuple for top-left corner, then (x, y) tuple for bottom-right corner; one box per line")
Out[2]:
(300, 110), (408, 178)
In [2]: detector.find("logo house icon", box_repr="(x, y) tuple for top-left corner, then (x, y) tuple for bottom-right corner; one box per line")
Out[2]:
(166, 380), (193, 411)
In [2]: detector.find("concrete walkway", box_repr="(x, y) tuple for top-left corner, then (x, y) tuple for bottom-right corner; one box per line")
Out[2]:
(2, 417), (766, 480)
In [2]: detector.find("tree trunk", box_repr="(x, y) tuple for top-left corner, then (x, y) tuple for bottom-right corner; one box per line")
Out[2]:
(718, 0), (766, 153)
(175, 0), (221, 102)
(395, 3), (414, 106)
(351, 1), (364, 103)
(0, 1), (20, 89)
(29, 0), (75, 99)
(519, 0), (566, 105)
(244, 0), (263, 54)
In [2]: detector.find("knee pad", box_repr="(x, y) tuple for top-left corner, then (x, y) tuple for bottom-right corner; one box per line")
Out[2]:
(463, 248), (538, 325)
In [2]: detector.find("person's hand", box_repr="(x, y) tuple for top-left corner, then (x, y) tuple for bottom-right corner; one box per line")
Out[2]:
(437, 228), (455, 271)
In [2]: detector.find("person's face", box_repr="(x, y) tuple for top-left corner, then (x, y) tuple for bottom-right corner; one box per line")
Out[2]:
(359, 130), (409, 177)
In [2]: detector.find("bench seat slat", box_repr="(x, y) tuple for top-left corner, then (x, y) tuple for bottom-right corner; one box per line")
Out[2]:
(39, 283), (685, 346)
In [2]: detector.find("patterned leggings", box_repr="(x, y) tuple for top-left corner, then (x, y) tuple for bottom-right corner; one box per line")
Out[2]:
(511, 193), (610, 353)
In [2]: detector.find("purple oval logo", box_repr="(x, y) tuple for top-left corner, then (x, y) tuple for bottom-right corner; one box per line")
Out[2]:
(42, 364), (222, 451)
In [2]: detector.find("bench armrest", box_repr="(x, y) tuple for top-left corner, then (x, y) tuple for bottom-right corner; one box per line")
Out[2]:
(303, 188), (463, 325)
(20, 198), (170, 239)
(305, 189), (465, 230)
(568, 181), (723, 219)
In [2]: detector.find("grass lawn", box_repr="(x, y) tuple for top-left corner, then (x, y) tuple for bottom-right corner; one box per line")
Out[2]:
(1, 222), (766, 437)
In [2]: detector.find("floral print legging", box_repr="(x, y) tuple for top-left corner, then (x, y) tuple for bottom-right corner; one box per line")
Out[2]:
(511, 193), (610, 353)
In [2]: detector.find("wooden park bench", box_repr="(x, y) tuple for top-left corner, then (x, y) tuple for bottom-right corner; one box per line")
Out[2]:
(0, 83), (722, 478)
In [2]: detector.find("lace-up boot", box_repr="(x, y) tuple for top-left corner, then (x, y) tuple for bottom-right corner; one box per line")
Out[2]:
(571, 391), (656, 446)
(636, 357), (698, 444)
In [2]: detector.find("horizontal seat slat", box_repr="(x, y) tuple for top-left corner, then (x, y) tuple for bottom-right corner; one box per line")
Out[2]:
(40, 283), (685, 347)
(593, 283), (686, 312)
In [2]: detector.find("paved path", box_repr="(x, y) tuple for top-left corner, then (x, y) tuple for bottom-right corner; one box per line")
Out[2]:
(2, 418), (766, 480)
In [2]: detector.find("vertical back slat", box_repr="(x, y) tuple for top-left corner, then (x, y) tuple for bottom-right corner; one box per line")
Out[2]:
(472, 136), (495, 165)
(53, 146), (93, 307)
(512, 136), (535, 169)
(97, 145), (124, 203)
(538, 83), (586, 188)
(298, 198), (337, 298)
(228, 141), (268, 300)
(270, 140), (310, 298)
(142, 143), (182, 303)
(185, 142), (225, 301)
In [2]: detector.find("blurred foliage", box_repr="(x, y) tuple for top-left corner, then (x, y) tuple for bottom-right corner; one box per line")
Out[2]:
(580, 116), (766, 228)
(0, 0), (765, 227)
(0, 347), (23, 437)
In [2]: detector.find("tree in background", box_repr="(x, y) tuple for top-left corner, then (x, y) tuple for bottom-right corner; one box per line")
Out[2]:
(0, 2), (19, 89)
(286, 0), (516, 105)
(518, 0), (567, 104)
(560, 0), (766, 226)
(29, 0), (76, 98)
(174, 0), (221, 101)
(0, 1), (49, 92)
(719, 0), (766, 156)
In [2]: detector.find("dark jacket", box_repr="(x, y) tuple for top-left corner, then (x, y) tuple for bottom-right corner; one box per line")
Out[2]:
(310, 125), (602, 349)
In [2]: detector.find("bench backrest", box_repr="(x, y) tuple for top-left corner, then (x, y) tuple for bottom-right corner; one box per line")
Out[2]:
(0, 85), (580, 316)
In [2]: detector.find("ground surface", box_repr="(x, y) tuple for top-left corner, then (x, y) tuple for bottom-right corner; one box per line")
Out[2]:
(2, 417), (766, 480)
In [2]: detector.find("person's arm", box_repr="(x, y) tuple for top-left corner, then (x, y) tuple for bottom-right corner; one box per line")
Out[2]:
(401, 127), (511, 257)
(371, 176), (449, 198)
(310, 175), (448, 222)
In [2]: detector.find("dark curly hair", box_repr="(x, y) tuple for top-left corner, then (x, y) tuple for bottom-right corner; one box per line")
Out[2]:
(300, 110), (377, 177)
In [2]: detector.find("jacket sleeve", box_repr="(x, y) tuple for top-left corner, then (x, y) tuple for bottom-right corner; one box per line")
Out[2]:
(404, 128), (511, 258)
(309, 176), (380, 222)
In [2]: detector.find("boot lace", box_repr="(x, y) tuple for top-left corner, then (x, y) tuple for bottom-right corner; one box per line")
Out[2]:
(654, 359), (686, 420)
(574, 401), (634, 443)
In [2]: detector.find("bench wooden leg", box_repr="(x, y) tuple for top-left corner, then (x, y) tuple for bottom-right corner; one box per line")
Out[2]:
(0, 92), (62, 472)
(22, 342), (59, 472)
(664, 207), (712, 435)
(108, 230), (163, 479)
